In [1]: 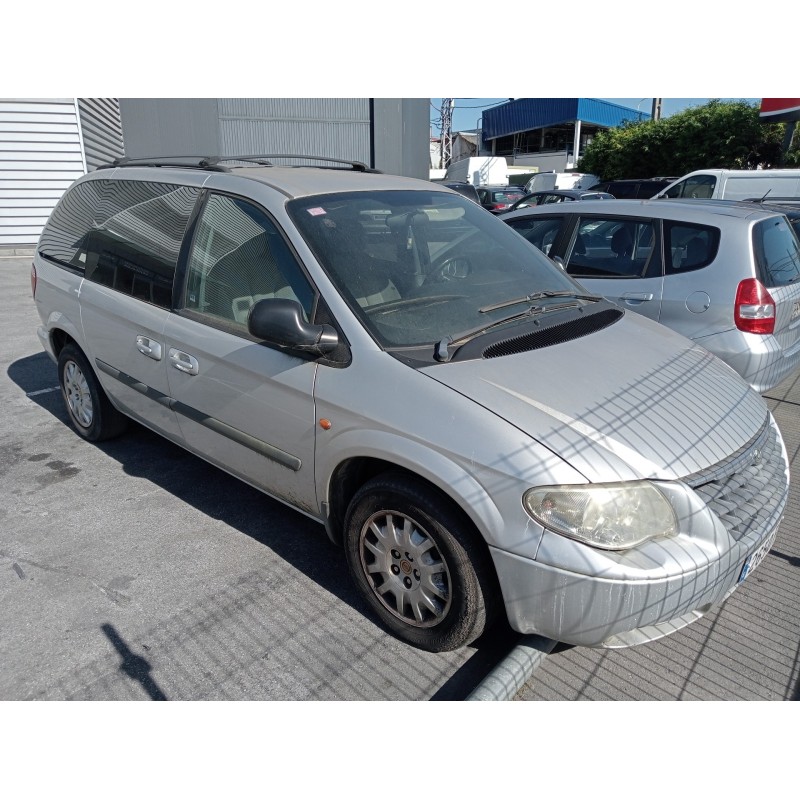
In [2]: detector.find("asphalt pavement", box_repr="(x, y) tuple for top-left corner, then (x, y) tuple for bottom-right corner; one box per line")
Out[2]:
(2, 253), (799, 700)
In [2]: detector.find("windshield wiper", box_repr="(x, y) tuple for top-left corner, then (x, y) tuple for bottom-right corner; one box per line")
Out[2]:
(479, 290), (600, 314)
(434, 300), (584, 362)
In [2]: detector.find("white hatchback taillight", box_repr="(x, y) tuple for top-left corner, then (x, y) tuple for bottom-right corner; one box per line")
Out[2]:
(735, 278), (775, 334)
(31, 261), (37, 299)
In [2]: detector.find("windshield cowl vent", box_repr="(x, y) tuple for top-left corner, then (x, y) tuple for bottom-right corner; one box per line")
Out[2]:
(482, 308), (623, 359)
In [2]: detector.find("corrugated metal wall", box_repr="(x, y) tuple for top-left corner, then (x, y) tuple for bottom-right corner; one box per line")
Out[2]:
(0, 98), (86, 248)
(78, 98), (124, 171)
(217, 98), (372, 166)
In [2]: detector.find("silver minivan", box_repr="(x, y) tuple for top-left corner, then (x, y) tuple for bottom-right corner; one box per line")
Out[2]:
(32, 156), (789, 652)
(502, 199), (800, 392)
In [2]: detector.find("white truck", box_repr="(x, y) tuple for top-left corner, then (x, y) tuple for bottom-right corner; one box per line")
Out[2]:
(444, 157), (512, 186)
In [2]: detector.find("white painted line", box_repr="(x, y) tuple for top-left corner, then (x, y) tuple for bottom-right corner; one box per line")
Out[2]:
(26, 386), (60, 397)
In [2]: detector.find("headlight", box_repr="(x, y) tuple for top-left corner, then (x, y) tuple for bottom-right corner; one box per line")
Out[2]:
(523, 481), (678, 550)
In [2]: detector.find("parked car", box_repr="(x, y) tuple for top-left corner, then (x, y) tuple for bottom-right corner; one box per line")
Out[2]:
(502, 198), (800, 392)
(504, 189), (615, 213)
(476, 184), (527, 214)
(589, 178), (676, 199)
(439, 180), (481, 204)
(32, 156), (788, 652)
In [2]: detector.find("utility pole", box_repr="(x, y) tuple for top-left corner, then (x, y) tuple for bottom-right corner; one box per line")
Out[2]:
(651, 98), (663, 121)
(439, 98), (454, 169)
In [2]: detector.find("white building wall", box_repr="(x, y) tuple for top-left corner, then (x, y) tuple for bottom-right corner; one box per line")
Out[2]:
(0, 98), (86, 247)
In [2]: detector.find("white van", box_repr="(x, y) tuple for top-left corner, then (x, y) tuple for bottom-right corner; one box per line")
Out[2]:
(444, 156), (510, 186)
(655, 169), (800, 201)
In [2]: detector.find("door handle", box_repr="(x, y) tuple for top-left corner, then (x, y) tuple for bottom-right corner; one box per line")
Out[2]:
(136, 336), (163, 360)
(622, 292), (654, 303)
(169, 348), (199, 376)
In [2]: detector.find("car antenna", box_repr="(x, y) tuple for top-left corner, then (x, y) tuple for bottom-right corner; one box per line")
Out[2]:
(758, 188), (773, 203)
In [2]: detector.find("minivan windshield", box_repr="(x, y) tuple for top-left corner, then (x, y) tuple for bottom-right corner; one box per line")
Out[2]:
(288, 189), (584, 348)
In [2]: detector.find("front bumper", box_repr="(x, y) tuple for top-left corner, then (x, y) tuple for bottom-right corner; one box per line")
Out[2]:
(491, 417), (788, 648)
(491, 524), (777, 648)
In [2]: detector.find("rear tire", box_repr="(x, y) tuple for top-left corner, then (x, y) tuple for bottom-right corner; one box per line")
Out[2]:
(344, 472), (497, 652)
(57, 343), (128, 442)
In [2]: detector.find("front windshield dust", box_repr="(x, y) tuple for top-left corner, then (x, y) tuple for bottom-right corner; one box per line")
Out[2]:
(288, 189), (582, 347)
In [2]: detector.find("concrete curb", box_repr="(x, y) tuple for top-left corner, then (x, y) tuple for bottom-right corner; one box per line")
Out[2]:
(466, 634), (556, 700)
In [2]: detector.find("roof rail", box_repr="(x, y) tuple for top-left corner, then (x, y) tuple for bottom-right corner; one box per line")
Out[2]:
(96, 156), (231, 172)
(211, 154), (380, 172)
(97, 154), (382, 173)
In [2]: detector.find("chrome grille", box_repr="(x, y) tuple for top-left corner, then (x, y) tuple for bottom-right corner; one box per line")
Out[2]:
(686, 419), (787, 542)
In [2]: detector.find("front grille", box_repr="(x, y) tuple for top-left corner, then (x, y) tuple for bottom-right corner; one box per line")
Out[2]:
(686, 419), (787, 542)
(482, 308), (623, 359)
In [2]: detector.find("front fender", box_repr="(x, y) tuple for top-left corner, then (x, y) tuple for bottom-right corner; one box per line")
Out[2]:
(318, 428), (507, 547)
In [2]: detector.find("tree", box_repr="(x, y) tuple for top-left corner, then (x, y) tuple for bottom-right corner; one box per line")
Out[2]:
(577, 100), (799, 180)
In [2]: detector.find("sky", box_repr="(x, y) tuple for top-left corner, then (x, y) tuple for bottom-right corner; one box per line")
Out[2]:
(430, 98), (761, 134)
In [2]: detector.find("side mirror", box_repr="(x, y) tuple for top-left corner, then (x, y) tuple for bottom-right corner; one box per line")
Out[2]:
(248, 298), (339, 357)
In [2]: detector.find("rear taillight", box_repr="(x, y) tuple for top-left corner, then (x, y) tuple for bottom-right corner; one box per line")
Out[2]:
(31, 261), (37, 299)
(492, 203), (509, 210)
(735, 278), (775, 334)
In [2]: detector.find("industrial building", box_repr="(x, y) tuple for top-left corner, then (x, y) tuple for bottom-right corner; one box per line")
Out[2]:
(480, 98), (646, 173)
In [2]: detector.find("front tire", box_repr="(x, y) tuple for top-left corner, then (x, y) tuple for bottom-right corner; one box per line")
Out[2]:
(57, 343), (128, 442)
(344, 472), (497, 652)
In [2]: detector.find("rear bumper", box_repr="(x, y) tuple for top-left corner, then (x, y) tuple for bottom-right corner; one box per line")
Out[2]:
(37, 325), (57, 363)
(695, 327), (800, 393)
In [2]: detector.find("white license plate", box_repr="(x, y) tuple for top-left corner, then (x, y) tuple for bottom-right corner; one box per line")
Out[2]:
(738, 529), (777, 583)
(792, 300), (800, 320)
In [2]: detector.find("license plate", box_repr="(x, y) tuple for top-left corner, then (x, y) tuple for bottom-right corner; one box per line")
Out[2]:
(738, 529), (777, 583)
(792, 300), (800, 320)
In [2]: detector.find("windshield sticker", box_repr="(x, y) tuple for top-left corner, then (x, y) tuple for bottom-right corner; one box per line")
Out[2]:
(307, 207), (327, 216)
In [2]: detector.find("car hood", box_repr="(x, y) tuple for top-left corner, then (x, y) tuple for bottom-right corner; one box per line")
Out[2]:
(420, 313), (769, 483)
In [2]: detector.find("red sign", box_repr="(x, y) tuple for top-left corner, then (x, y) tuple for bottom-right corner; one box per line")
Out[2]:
(759, 99), (800, 122)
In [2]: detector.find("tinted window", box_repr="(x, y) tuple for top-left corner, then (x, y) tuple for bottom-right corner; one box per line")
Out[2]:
(664, 221), (720, 274)
(79, 180), (200, 308)
(183, 194), (315, 328)
(607, 182), (639, 199)
(753, 216), (800, 287)
(566, 217), (657, 279)
(38, 180), (106, 270)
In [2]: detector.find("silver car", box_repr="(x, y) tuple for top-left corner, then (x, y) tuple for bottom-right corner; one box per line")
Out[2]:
(32, 156), (789, 652)
(502, 198), (800, 392)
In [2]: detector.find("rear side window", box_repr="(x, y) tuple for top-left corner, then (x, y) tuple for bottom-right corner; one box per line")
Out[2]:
(753, 216), (800, 287)
(38, 180), (105, 270)
(664, 221), (720, 274)
(39, 178), (201, 309)
(566, 217), (657, 279)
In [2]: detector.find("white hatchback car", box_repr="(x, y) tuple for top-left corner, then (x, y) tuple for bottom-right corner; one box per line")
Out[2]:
(32, 156), (789, 651)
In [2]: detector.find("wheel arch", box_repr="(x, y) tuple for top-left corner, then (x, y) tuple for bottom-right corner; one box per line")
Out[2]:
(321, 438), (505, 560)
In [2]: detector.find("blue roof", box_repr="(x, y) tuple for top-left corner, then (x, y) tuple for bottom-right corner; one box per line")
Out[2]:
(481, 98), (647, 140)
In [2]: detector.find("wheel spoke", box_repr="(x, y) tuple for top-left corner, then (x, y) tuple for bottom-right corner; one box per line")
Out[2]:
(359, 508), (452, 629)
